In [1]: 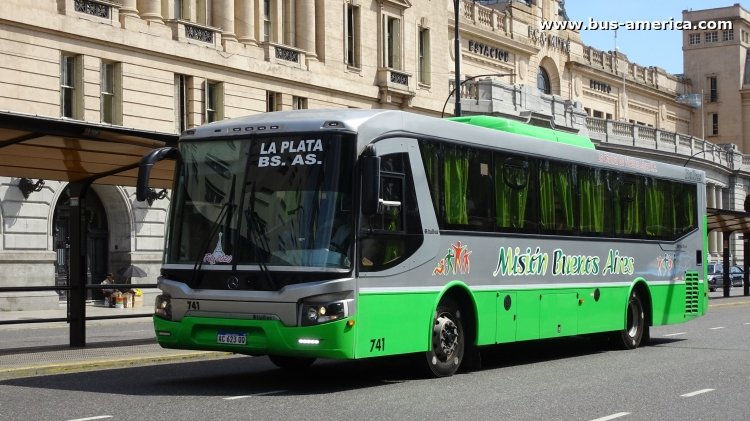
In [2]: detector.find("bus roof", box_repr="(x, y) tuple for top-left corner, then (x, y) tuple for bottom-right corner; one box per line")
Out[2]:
(181, 109), (703, 183)
(448, 115), (595, 149)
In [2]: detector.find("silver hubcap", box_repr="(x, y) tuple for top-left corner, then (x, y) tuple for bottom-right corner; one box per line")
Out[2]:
(626, 299), (640, 338)
(433, 314), (459, 361)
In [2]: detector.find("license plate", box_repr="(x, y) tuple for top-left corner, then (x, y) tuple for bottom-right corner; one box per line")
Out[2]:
(217, 332), (247, 345)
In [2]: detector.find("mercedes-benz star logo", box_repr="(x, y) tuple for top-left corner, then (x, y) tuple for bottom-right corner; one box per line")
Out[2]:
(226, 275), (240, 290)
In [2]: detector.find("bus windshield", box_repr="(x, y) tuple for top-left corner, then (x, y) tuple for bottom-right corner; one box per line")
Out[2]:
(167, 134), (354, 271)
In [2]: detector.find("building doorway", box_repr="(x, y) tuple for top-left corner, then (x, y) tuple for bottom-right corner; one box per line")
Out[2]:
(53, 186), (109, 301)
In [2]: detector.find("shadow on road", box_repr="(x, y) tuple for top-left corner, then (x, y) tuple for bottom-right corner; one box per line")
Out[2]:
(0, 334), (678, 396)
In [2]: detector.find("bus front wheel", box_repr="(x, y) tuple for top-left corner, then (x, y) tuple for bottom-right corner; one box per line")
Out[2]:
(268, 355), (316, 370)
(424, 298), (465, 377)
(616, 291), (646, 350)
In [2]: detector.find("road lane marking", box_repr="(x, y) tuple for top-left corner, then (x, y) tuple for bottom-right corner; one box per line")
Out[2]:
(744, 322), (750, 325)
(709, 326), (725, 330)
(681, 389), (714, 397)
(223, 390), (286, 400)
(223, 395), (253, 400)
(66, 416), (113, 421)
(589, 412), (629, 421)
(663, 332), (686, 337)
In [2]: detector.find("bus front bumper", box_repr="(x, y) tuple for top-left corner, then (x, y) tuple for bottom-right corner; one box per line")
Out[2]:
(153, 315), (356, 359)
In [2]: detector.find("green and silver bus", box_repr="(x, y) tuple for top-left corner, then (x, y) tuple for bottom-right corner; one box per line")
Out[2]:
(137, 109), (707, 377)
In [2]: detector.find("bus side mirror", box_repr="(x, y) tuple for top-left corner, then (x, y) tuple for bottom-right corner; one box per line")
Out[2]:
(136, 147), (181, 202)
(361, 155), (381, 216)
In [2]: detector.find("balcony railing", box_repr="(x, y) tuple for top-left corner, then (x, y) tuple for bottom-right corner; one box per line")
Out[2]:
(74, 0), (111, 18)
(448, 79), (481, 101)
(585, 117), (743, 170)
(61, 0), (120, 23)
(456, 0), (507, 33)
(389, 70), (409, 86)
(377, 68), (412, 90)
(261, 43), (306, 68)
(166, 20), (222, 49)
(376, 68), (415, 105)
(275, 46), (299, 63)
(185, 23), (214, 43)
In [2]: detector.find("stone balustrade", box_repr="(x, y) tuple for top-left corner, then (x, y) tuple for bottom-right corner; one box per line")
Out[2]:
(585, 116), (744, 171)
(458, 0), (507, 34)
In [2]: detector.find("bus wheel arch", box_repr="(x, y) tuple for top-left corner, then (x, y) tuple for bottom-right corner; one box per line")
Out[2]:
(424, 285), (477, 377)
(616, 281), (652, 349)
(632, 281), (652, 344)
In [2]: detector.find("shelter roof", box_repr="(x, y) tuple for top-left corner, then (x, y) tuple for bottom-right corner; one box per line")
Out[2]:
(0, 111), (176, 188)
(707, 207), (750, 233)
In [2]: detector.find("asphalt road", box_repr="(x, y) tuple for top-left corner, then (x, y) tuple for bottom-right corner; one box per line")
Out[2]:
(0, 296), (749, 421)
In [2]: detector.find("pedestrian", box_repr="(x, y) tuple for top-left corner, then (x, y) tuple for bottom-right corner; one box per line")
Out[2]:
(101, 273), (115, 306)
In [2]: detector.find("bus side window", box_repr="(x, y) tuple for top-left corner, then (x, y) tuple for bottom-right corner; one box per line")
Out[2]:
(675, 182), (698, 236)
(419, 141), (441, 221)
(359, 152), (423, 271)
(645, 177), (674, 239)
(615, 175), (645, 236)
(466, 149), (493, 229)
(495, 154), (534, 231)
(539, 160), (575, 232)
(578, 166), (606, 235)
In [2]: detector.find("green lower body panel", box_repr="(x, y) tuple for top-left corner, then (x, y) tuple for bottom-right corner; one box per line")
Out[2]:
(153, 316), (356, 359)
(354, 292), (438, 358)
(154, 280), (703, 361)
(649, 282), (703, 325)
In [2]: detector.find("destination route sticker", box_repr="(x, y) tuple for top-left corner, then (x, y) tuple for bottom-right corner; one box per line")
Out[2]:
(257, 138), (324, 167)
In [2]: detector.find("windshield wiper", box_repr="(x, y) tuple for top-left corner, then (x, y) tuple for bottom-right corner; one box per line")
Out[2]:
(189, 175), (236, 289)
(245, 184), (277, 290)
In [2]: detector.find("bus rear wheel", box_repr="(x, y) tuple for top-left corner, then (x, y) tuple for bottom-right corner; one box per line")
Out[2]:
(616, 291), (646, 350)
(268, 355), (316, 370)
(424, 298), (464, 377)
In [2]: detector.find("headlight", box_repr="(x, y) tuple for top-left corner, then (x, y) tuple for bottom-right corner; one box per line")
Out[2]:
(300, 300), (349, 326)
(154, 294), (172, 320)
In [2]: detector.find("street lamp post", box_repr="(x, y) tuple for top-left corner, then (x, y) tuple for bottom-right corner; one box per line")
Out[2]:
(442, 73), (515, 118)
(454, 0), (462, 117)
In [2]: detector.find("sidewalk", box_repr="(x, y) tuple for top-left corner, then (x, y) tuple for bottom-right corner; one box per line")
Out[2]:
(0, 302), (234, 380)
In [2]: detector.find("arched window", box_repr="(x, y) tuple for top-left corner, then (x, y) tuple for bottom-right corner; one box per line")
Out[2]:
(537, 67), (551, 94)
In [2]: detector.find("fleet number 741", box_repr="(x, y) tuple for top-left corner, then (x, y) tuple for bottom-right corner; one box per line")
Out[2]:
(369, 337), (385, 352)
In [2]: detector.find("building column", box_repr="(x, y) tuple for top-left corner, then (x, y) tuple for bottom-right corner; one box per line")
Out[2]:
(296, 0), (317, 60)
(707, 184), (717, 258)
(119, 0), (139, 18)
(136, 0), (163, 23)
(716, 186), (725, 259)
(118, 0), (142, 29)
(214, 0), (237, 42)
(235, 0), (257, 45)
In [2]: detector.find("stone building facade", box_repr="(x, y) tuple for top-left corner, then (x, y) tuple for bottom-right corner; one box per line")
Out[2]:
(0, 0), (748, 310)
(683, 4), (750, 152)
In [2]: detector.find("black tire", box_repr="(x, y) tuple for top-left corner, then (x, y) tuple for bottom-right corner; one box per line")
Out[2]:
(268, 355), (316, 370)
(424, 298), (465, 377)
(616, 291), (646, 350)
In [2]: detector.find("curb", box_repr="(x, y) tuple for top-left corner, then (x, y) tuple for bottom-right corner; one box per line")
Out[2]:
(0, 351), (234, 381)
(709, 299), (750, 308)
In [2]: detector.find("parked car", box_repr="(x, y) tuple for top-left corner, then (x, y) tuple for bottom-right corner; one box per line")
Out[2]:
(729, 265), (745, 287)
(707, 263), (729, 292)
(707, 263), (745, 291)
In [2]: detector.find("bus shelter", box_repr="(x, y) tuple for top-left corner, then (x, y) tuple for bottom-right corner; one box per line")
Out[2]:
(706, 207), (750, 297)
(0, 111), (177, 346)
